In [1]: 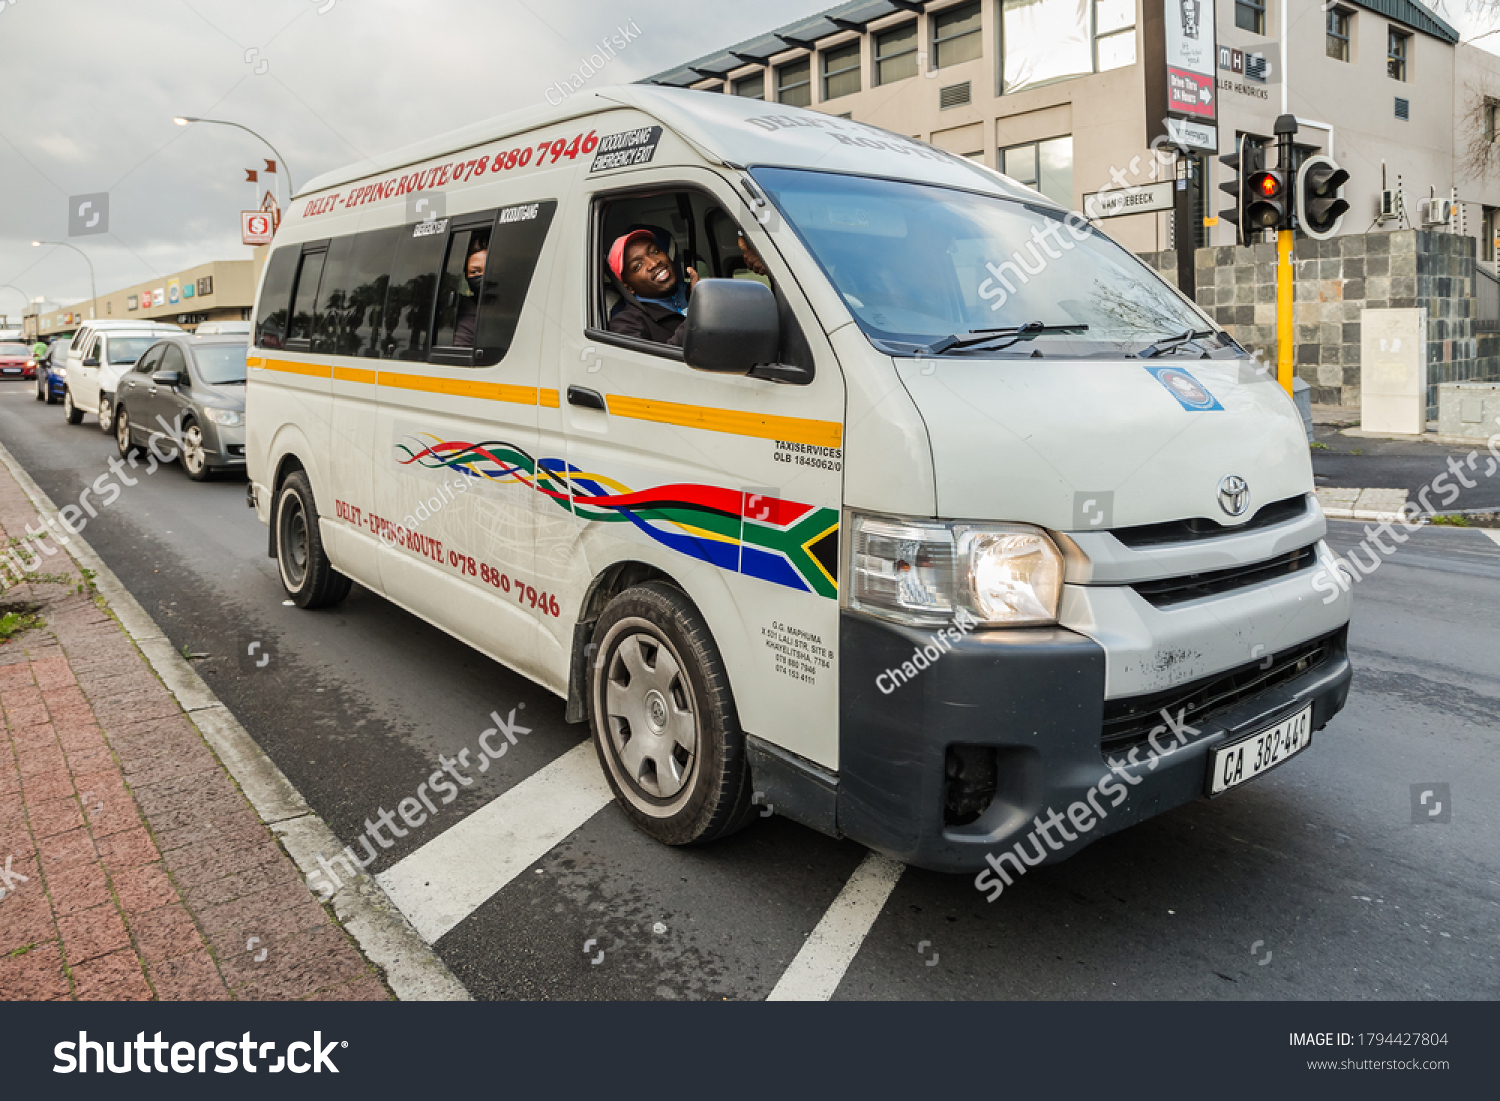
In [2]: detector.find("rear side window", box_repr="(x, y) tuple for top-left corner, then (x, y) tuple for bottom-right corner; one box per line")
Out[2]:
(311, 235), (354, 356)
(381, 225), (447, 361)
(341, 226), (402, 359)
(286, 249), (328, 348)
(255, 247), (299, 349)
(471, 201), (556, 367)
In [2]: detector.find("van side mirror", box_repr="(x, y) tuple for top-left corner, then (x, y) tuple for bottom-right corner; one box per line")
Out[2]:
(83, 356), (100, 367)
(682, 279), (780, 374)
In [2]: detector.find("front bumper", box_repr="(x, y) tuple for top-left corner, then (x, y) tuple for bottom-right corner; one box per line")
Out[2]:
(835, 613), (1351, 873)
(200, 420), (247, 468)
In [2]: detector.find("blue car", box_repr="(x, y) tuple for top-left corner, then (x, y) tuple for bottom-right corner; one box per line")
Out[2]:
(34, 338), (71, 405)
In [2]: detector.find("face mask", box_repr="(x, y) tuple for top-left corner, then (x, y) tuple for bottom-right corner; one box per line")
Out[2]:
(466, 275), (482, 294)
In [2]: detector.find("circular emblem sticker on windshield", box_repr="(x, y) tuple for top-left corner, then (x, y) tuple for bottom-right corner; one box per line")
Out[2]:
(1144, 365), (1224, 412)
(1218, 474), (1251, 517)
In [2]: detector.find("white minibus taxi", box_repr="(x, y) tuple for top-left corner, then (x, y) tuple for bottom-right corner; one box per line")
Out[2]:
(246, 86), (1351, 874)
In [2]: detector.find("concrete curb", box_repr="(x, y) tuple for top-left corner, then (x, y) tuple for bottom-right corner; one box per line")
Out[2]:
(0, 439), (470, 1002)
(1338, 426), (1500, 447)
(1320, 507), (1500, 528)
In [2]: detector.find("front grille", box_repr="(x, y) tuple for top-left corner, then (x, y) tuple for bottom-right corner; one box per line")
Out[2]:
(1100, 630), (1338, 754)
(1131, 544), (1317, 608)
(1113, 495), (1308, 548)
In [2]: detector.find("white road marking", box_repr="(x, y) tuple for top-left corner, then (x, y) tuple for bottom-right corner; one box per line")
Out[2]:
(376, 740), (613, 943)
(1480, 529), (1500, 549)
(766, 852), (905, 1001)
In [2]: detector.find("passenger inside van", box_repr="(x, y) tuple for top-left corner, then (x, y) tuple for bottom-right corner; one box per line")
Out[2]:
(606, 227), (698, 346)
(453, 244), (488, 348)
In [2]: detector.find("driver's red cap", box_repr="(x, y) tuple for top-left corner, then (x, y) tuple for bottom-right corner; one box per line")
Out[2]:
(607, 229), (656, 280)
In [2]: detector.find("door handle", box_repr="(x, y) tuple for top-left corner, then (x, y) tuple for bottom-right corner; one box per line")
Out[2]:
(567, 386), (606, 411)
(147, 387), (157, 396)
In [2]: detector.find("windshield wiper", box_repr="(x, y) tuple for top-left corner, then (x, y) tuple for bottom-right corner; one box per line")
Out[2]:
(924, 321), (1089, 355)
(1137, 329), (1218, 359)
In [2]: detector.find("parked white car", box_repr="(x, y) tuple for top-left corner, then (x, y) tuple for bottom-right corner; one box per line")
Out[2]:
(62, 320), (180, 428)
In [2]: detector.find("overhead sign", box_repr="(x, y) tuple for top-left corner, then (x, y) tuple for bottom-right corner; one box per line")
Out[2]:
(1165, 118), (1218, 153)
(1084, 181), (1175, 220)
(152, 288), (166, 307)
(168, 279), (181, 305)
(242, 211), (275, 245)
(1165, 0), (1217, 121)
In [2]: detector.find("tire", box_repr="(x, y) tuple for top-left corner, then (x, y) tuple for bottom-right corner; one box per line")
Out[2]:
(115, 405), (141, 459)
(45, 383), (58, 406)
(34, 379), (44, 402)
(97, 396), (113, 433)
(63, 388), (83, 425)
(588, 582), (755, 846)
(181, 421), (213, 482)
(275, 470), (352, 609)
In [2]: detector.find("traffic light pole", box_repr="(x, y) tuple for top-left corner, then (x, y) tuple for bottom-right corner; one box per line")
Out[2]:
(1274, 115), (1298, 396)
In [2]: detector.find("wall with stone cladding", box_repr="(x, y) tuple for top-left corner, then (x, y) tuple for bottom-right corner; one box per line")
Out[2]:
(1138, 230), (1498, 415)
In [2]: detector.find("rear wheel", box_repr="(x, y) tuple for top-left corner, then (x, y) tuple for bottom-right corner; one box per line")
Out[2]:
(275, 470), (352, 608)
(181, 421), (212, 482)
(588, 582), (755, 846)
(62, 388), (83, 425)
(97, 396), (113, 433)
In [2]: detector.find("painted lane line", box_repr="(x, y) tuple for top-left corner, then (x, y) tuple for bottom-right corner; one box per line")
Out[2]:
(376, 740), (613, 943)
(1481, 529), (1500, 549)
(766, 852), (905, 1002)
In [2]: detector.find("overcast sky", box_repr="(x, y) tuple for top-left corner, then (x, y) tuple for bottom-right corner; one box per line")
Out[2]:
(2, 0), (1497, 317)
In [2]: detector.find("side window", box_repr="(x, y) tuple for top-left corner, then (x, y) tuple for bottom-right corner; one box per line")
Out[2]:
(380, 224), (447, 360)
(255, 247), (299, 349)
(134, 346), (163, 374)
(432, 221), (494, 358)
(158, 345), (186, 376)
(471, 200), (556, 367)
(342, 227), (402, 359)
(311, 235), (354, 355)
(285, 248), (328, 349)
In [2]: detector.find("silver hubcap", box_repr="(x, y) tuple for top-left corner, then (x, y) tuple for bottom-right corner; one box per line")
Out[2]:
(64, 392), (72, 415)
(117, 411), (129, 450)
(604, 633), (697, 799)
(183, 426), (204, 473)
(281, 498), (309, 586)
(99, 398), (111, 428)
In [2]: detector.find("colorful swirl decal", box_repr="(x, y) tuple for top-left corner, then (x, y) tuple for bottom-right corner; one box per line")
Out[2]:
(396, 434), (839, 598)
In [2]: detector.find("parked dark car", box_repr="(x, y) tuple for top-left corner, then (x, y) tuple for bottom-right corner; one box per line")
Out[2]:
(114, 335), (247, 481)
(34, 339), (72, 404)
(0, 342), (36, 381)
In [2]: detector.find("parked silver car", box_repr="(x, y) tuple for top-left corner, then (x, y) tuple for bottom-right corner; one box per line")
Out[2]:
(113, 335), (247, 481)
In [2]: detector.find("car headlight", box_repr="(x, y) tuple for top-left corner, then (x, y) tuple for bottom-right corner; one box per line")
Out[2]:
(53, 367), (66, 377)
(203, 407), (242, 426)
(846, 511), (1064, 627)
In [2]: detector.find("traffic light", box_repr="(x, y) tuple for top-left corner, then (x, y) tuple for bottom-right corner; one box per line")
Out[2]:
(1244, 168), (1290, 233)
(1297, 155), (1350, 240)
(1218, 135), (1264, 244)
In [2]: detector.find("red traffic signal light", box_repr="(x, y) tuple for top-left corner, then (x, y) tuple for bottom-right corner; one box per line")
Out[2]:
(1244, 169), (1289, 231)
(1255, 173), (1282, 198)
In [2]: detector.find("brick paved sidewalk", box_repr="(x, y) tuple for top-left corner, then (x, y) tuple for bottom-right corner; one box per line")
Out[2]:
(0, 472), (389, 1001)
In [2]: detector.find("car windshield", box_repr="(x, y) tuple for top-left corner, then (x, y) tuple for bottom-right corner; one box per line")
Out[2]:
(107, 336), (158, 364)
(49, 340), (71, 360)
(193, 343), (248, 385)
(0, 344), (29, 356)
(752, 167), (1223, 357)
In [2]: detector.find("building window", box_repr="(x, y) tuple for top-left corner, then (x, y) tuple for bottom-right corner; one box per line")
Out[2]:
(1327, 8), (1351, 63)
(933, 1), (983, 69)
(823, 40), (862, 100)
(1095, 0), (1136, 71)
(1486, 101), (1499, 143)
(875, 21), (919, 84)
(1235, 0), (1266, 35)
(733, 71), (765, 99)
(1483, 207), (1497, 262)
(1000, 135), (1073, 208)
(1001, 0), (1094, 93)
(777, 58), (811, 106)
(1388, 28), (1409, 81)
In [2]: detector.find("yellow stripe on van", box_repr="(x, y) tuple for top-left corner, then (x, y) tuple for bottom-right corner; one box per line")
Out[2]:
(259, 359), (333, 379)
(334, 366), (378, 385)
(378, 371), (538, 407)
(605, 395), (843, 449)
(539, 388), (560, 408)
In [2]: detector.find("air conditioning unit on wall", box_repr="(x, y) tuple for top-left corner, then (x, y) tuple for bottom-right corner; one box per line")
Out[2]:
(1420, 197), (1455, 227)
(1377, 189), (1400, 222)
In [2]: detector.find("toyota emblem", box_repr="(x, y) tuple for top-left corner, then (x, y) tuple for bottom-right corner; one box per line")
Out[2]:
(1218, 475), (1251, 517)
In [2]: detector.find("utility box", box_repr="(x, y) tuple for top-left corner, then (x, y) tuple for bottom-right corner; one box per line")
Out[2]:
(1361, 308), (1428, 435)
(1437, 382), (1500, 441)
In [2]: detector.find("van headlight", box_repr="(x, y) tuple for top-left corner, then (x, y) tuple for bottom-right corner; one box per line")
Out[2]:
(204, 407), (242, 426)
(846, 511), (1064, 627)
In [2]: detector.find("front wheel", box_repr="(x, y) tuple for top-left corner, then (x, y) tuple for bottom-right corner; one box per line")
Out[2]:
(275, 470), (352, 609)
(97, 396), (113, 433)
(63, 388), (83, 425)
(181, 421), (212, 482)
(588, 582), (755, 846)
(34, 379), (43, 402)
(115, 406), (140, 458)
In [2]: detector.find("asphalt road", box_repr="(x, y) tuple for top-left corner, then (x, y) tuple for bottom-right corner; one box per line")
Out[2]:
(1313, 423), (1500, 511)
(2, 383), (1496, 1001)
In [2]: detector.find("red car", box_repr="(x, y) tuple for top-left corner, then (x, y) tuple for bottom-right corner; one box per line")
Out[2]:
(0, 343), (36, 380)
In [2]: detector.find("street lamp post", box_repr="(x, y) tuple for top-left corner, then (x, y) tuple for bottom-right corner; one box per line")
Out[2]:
(31, 241), (98, 321)
(173, 116), (294, 193)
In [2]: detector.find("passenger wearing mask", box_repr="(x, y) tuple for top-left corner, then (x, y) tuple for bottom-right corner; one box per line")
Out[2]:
(606, 229), (698, 346)
(454, 247), (487, 348)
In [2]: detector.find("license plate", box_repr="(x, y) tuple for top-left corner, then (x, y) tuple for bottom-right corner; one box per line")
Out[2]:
(1208, 704), (1313, 795)
(2, 368), (18, 374)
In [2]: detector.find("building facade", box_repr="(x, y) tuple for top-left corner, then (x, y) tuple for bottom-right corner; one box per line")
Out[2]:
(27, 259), (255, 338)
(649, 0), (1500, 258)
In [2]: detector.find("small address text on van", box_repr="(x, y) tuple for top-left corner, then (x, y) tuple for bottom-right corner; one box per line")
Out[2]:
(774, 440), (842, 472)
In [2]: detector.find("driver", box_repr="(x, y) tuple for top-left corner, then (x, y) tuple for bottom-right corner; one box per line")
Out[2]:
(606, 229), (698, 346)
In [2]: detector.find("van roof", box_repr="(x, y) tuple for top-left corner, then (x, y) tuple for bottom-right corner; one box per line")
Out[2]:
(299, 85), (1035, 205)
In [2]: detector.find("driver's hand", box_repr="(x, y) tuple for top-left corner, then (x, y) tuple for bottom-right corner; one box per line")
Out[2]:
(686, 267), (700, 290)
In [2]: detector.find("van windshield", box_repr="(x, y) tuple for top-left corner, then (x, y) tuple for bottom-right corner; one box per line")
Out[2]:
(752, 167), (1225, 357)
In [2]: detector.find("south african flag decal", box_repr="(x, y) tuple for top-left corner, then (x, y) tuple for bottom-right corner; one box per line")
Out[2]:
(397, 435), (839, 598)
